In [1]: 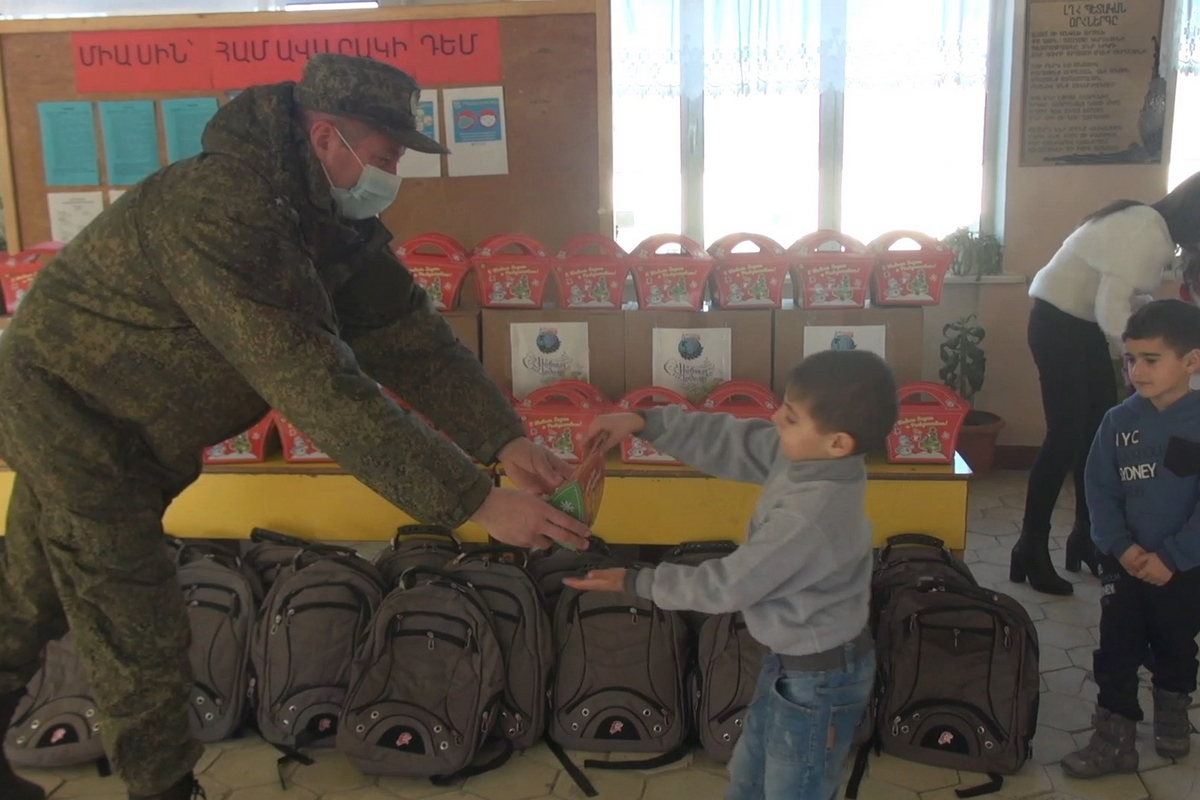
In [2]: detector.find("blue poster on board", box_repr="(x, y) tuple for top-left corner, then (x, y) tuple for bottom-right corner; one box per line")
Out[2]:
(416, 100), (436, 139)
(99, 101), (161, 186)
(451, 97), (503, 144)
(38, 102), (100, 187)
(162, 98), (219, 163)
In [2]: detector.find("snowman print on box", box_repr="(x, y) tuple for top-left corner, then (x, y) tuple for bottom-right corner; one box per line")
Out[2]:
(510, 322), (590, 398)
(877, 261), (939, 303)
(800, 263), (869, 309)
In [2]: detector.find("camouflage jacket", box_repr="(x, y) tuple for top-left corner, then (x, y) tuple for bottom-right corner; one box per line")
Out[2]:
(0, 83), (522, 527)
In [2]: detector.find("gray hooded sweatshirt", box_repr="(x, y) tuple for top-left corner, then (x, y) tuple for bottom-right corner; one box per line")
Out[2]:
(625, 406), (872, 656)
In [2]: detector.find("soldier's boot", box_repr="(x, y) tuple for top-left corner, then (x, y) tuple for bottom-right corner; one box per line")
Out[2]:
(1154, 688), (1193, 759)
(1061, 707), (1139, 778)
(128, 774), (205, 800)
(0, 690), (47, 800)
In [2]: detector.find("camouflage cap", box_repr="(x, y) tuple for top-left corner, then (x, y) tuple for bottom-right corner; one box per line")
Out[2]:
(294, 53), (449, 155)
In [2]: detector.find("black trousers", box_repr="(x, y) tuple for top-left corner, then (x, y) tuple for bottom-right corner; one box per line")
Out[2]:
(1094, 553), (1200, 720)
(1022, 299), (1118, 539)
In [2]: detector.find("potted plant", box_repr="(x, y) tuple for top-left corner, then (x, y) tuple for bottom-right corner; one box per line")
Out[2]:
(939, 314), (1005, 476)
(942, 227), (1003, 279)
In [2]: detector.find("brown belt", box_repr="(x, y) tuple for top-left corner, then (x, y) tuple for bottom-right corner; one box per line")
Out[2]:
(777, 628), (873, 672)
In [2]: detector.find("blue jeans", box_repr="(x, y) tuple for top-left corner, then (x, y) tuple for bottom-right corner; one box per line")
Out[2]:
(725, 646), (875, 800)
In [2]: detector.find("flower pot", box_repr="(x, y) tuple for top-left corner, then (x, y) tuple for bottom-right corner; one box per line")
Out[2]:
(957, 410), (1005, 477)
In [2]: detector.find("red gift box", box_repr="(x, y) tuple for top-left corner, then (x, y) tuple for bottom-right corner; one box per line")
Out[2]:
(708, 232), (790, 309)
(886, 382), (968, 465)
(869, 231), (953, 307)
(789, 230), (873, 310)
(698, 381), (780, 420)
(395, 233), (471, 311)
(629, 234), (714, 311)
(554, 234), (629, 310)
(617, 387), (692, 465)
(517, 380), (611, 464)
(471, 233), (553, 309)
(1, 241), (64, 315)
(277, 416), (334, 463)
(202, 413), (278, 465)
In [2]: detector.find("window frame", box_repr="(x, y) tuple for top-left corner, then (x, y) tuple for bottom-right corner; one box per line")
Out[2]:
(661, 0), (1009, 245)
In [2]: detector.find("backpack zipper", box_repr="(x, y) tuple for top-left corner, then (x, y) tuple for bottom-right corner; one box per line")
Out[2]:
(391, 611), (478, 651)
(184, 582), (244, 618)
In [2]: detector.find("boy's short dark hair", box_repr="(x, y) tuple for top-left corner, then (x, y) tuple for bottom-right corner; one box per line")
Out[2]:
(1123, 299), (1200, 355)
(786, 350), (899, 455)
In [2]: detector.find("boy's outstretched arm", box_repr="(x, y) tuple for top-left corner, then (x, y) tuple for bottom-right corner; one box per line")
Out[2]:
(589, 405), (779, 484)
(566, 504), (833, 615)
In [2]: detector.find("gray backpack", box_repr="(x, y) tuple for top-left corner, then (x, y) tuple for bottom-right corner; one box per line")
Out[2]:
(848, 534), (1037, 799)
(171, 539), (261, 744)
(3, 633), (106, 770)
(337, 567), (509, 782)
(549, 574), (691, 768)
(527, 537), (614, 612)
(446, 547), (553, 750)
(374, 525), (462, 589)
(250, 536), (383, 754)
(874, 580), (1039, 793)
(663, 541), (766, 764)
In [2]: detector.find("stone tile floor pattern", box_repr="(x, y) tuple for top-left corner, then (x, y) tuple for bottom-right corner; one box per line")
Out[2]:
(17, 470), (1200, 799)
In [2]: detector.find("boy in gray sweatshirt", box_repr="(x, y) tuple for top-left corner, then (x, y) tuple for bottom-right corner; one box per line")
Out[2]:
(564, 349), (898, 800)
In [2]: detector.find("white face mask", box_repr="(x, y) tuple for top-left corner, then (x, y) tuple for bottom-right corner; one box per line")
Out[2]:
(327, 128), (402, 220)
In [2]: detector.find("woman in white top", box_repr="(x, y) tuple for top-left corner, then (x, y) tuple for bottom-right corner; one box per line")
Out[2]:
(1178, 249), (1200, 390)
(1013, 173), (1200, 596)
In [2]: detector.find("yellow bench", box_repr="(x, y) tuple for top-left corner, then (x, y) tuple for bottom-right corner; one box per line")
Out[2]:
(0, 454), (971, 554)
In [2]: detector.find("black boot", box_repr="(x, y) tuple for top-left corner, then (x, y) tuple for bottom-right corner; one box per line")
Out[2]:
(129, 774), (205, 800)
(1153, 688), (1193, 759)
(1010, 533), (1073, 595)
(1062, 707), (1139, 778)
(0, 690), (46, 800)
(1065, 525), (1100, 577)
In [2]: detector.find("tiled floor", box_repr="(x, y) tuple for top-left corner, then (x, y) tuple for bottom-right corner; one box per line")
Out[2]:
(16, 470), (1200, 799)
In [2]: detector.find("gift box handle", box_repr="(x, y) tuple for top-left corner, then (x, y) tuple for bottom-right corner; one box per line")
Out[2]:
(788, 229), (870, 255)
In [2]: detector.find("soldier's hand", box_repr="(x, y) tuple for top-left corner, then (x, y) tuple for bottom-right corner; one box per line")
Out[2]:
(471, 487), (591, 550)
(498, 437), (573, 495)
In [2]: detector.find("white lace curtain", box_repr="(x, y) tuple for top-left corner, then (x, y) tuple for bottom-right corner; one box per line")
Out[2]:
(1180, 0), (1200, 74)
(612, 0), (990, 99)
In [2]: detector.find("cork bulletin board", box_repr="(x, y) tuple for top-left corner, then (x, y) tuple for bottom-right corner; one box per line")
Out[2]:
(0, 0), (612, 253)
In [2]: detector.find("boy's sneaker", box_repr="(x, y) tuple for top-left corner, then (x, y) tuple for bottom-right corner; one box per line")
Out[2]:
(1061, 707), (1139, 779)
(1153, 689), (1193, 759)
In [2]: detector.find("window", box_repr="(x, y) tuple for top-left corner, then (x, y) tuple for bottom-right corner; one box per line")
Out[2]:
(1170, 2), (1200, 191)
(612, 0), (993, 248)
(841, 0), (989, 242)
(702, 0), (820, 244)
(611, 0), (682, 251)
(0, 0), (270, 17)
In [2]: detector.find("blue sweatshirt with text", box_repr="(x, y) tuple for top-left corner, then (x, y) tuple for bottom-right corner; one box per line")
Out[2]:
(1085, 391), (1200, 572)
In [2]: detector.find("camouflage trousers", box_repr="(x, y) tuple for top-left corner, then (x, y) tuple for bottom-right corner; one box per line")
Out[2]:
(0, 476), (202, 795)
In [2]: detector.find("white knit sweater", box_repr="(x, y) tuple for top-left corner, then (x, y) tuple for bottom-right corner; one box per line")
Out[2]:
(1028, 204), (1175, 340)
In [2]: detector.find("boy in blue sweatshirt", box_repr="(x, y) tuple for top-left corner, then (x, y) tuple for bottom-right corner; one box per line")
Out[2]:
(1063, 299), (1200, 779)
(564, 349), (899, 800)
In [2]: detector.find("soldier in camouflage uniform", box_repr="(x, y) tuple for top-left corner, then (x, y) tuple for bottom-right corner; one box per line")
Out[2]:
(0, 54), (591, 800)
